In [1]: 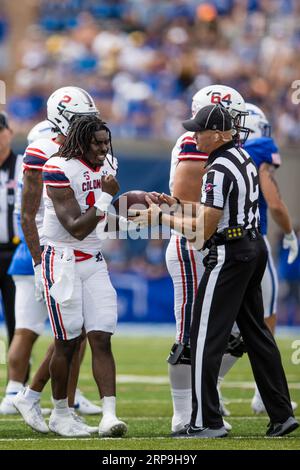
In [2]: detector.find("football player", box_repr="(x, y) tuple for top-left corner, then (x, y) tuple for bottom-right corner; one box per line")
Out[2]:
(40, 114), (127, 438)
(11, 88), (104, 435)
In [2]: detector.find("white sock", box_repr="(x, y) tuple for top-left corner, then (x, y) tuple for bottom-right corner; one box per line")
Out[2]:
(102, 396), (116, 417)
(24, 387), (41, 402)
(6, 380), (23, 395)
(169, 364), (192, 428)
(219, 353), (239, 380)
(53, 398), (69, 416)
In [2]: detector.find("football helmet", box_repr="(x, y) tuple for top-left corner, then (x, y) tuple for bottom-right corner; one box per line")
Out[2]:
(47, 86), (99, 136)
(245, 103), (271, 140)
(192, 84), (250, 142)
(27, 120), (58, 144)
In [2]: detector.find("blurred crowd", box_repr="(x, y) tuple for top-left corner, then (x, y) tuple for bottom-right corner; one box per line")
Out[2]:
(1, 0), (300, 144)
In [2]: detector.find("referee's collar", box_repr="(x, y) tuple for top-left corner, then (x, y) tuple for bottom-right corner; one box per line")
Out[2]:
(205, 141), (235, 167)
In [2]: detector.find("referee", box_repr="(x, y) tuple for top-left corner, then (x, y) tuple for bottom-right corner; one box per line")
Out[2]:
(129, 103), (299, 438)
(0, 112), (22, 344)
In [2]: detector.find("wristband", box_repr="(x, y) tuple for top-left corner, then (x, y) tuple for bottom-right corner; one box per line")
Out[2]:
(94, 192), (113, 212)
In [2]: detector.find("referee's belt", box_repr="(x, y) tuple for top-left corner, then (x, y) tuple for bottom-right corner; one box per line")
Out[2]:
(212, 226), (260, 245)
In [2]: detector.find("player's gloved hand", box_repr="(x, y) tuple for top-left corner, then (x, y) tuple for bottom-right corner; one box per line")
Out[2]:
(128, 195), (162, 227)
(34, 263), (44, 302)
(283, 230), (299, 264)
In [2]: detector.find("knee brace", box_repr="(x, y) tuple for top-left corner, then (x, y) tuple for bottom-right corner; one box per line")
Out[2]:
(225, 334), (247, 358)
(167, 343), (191, 365)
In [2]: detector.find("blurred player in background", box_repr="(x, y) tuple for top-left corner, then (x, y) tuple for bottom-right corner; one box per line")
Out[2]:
(0, 121), (56, 416)
(243, 103), (298, 414)
(41, 114), (127, 437)
(165, 84), (249, 434)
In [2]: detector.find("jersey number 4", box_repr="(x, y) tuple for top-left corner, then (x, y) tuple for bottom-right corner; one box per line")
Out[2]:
(86, 191), (95, 208)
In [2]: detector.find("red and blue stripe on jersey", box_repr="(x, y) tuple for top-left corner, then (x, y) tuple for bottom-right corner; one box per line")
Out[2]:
(23, 147), (48, 171)
(43, 165), (70, 187)
(42, 246), (67, 340)
(176, 236), (198, 344)
(178, 135), (208, 162)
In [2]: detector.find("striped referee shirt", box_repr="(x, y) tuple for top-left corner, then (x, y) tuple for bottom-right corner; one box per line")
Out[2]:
(0, 151), (23, 249)
(201, 141), (260, 232)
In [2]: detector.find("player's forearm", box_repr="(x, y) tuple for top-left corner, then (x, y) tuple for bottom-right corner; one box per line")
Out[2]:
(62, 207), (103, 240)
(21, 215), (42, 265)
(269, 201), (293, 234)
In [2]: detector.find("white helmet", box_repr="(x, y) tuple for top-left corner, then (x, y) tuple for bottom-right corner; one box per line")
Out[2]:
(245, 103), (271, 140)
(47, 86), (99, 136)
(27, 120), (58, 145)
(192, 84), (249, 141)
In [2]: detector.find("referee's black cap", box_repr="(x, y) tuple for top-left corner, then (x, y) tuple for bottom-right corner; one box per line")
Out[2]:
(0, 112), (9, 130)
(183, 104), (232, 132)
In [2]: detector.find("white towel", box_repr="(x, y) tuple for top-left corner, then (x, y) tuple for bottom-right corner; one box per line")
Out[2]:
(49, 248), (75, 304)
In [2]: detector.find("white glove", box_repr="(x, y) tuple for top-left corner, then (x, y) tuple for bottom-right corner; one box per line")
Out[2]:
(283, 230), (299, 264)
(33, 263), (44, 302)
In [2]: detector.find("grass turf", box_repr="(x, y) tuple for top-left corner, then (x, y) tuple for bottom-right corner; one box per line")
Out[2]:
(0, 334), (299, 450)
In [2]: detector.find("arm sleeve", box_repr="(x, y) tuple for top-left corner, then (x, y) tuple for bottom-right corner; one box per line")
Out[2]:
(201, 168), (232, 209)
(43, 162), (71, 187)
(23, 146), (48, 171)
(177, 135), (208, 162)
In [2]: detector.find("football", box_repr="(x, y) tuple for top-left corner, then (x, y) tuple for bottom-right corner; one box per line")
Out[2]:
(113, 190), (150, 217)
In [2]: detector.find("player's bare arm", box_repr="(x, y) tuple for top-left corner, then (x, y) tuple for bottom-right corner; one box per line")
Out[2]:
(21, 169), (43, 266)
(259, 163), (292, 234)
(47, 175), (119, 240)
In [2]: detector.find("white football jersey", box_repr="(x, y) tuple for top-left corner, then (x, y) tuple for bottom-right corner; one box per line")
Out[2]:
(23, 138), (60, 244)
(169, 132), (208, 194)
(42, 154), (118, 254)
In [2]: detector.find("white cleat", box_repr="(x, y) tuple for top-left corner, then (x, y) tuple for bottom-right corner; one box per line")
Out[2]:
(0, 395), (20, 415)
(99, 415), (127, 437)
(251, 394), (298, 414)
(13, 391), (49, 433)
(49, 411), (91, 437)
(74, 389), (102, 415)
(223, 419), (232, 431)
(70, 410), (98, 434)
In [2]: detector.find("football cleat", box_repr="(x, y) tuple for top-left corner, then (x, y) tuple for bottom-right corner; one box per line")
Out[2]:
(74, 389), (102, 415)
(251, 393), (298, 415)
(99, 415), (127, 437)
(70, 410), (98, 434)
(0, 395), (20, 415)
(49, 410), (91, 437)
(13, 391), (49, 433)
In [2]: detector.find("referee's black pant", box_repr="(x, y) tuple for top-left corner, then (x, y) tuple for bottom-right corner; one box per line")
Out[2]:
(0, 250), (16, 345)
(190, 233), (294, 429)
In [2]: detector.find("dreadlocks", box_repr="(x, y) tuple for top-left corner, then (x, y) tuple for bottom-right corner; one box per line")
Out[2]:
(58, 114), (114, 164)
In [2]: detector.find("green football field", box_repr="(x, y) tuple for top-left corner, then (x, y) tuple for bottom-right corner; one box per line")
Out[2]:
(0, 332), (299, 450)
